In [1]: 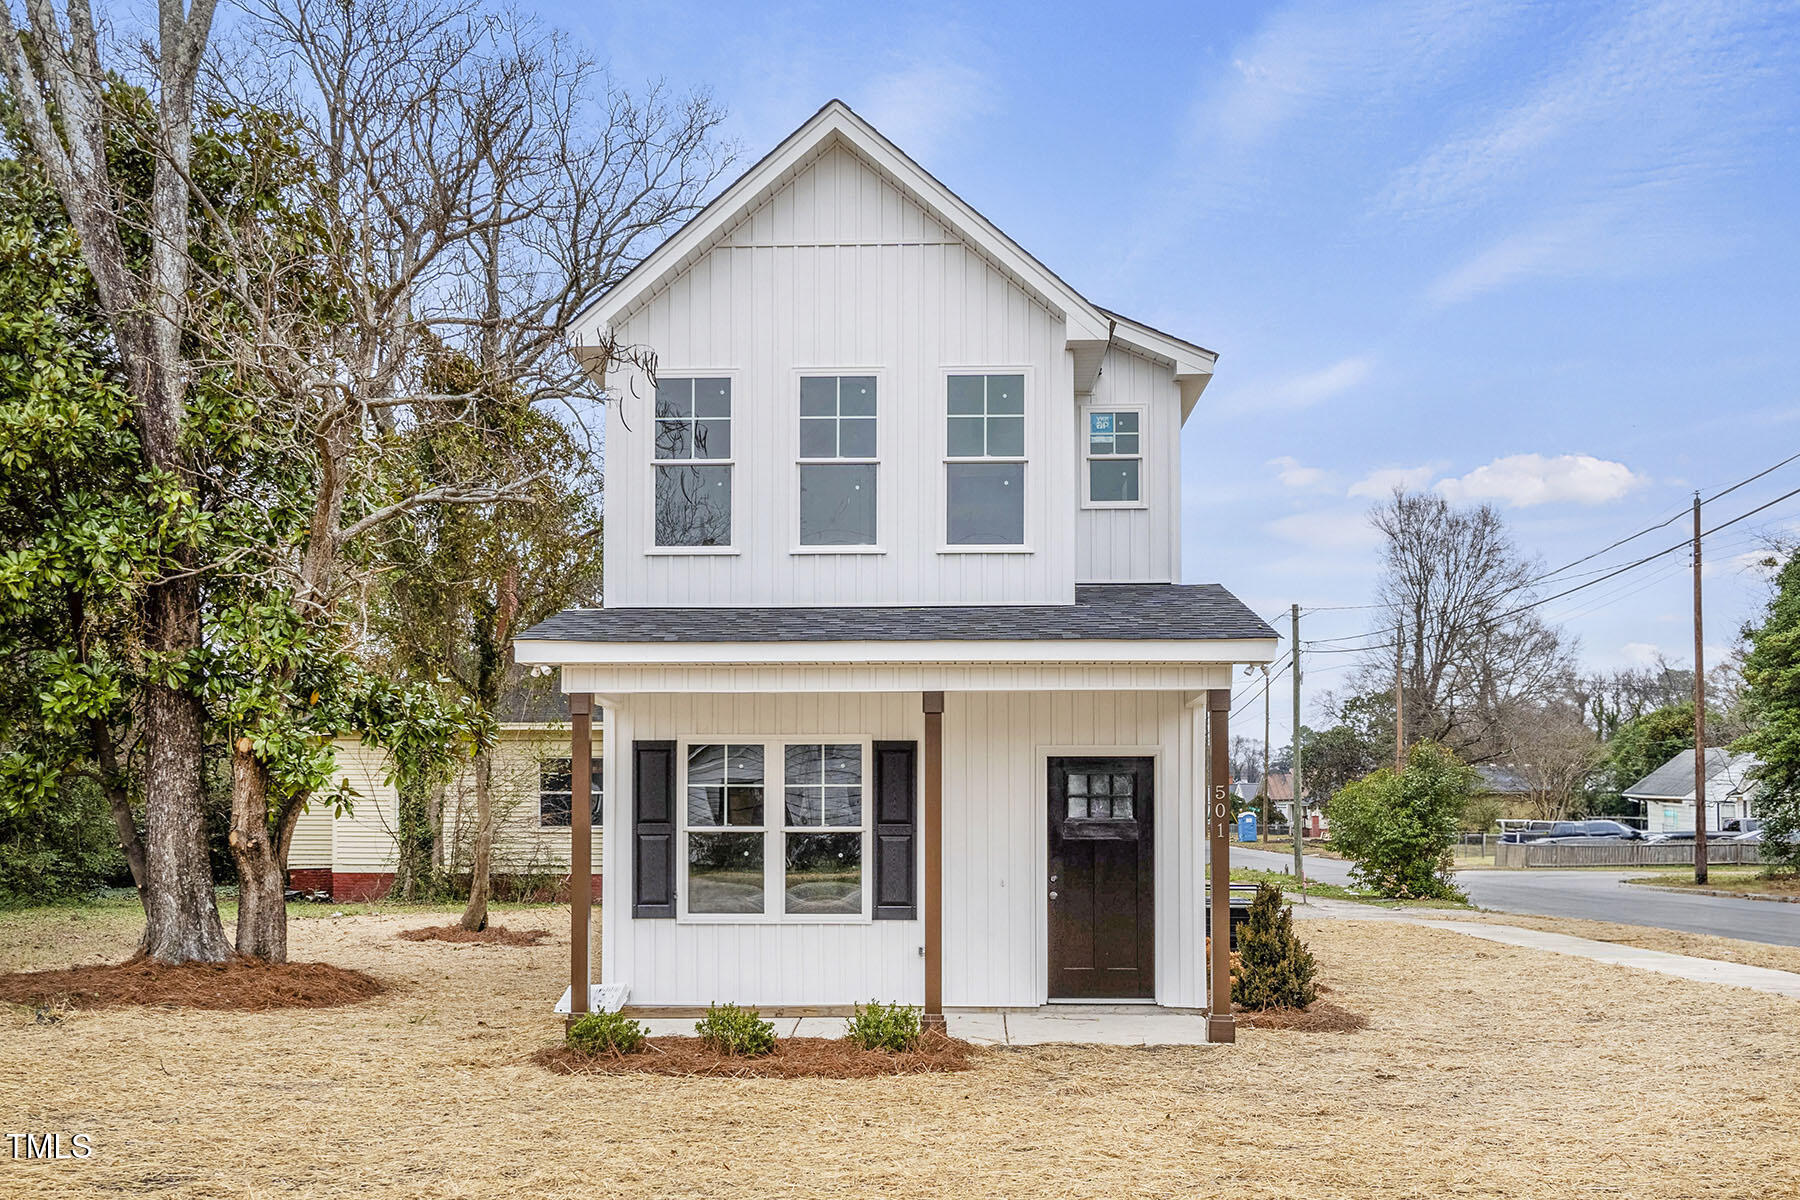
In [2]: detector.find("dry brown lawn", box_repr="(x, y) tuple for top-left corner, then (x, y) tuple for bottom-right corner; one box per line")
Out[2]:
(2, 903), (1796, 1199)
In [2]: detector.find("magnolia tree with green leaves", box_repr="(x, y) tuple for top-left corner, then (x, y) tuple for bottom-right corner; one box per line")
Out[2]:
(1734, 549), (1800, 873)
(1329, 742), (1476, 901)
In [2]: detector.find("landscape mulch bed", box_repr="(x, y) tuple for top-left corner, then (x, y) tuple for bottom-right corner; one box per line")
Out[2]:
(397, 924), (551, 947)
(534, 1032), (975, 1078)
(0, 955), (385, 1012)
(1235, 1000), (1370, 1032)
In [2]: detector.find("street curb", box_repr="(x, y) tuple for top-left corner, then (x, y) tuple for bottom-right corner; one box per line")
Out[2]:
(1627, 882), (1800, 905)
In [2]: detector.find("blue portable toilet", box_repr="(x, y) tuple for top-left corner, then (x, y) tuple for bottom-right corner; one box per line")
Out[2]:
(1237, 811), (1258, 843)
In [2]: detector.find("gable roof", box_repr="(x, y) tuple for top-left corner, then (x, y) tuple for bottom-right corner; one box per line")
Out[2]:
(1623, 749), (1760, 802)
(571, 100), (1216, 410)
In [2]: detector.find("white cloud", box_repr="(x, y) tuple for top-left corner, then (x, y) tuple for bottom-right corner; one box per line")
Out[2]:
(1619, 642), (1665, 668)
(1348, 463), (1443, 499)
(1268, 456), (1330, 490)
(1266, 509), (1384, 551)
(1703, 549), (1782, 580)
(1435, 454), (1644, 507)
(1253, 355), (1376, 412)
(858, 59), (995, 161)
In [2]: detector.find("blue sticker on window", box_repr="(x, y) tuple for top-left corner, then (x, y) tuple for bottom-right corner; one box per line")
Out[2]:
(1089, 412), (1113, 435)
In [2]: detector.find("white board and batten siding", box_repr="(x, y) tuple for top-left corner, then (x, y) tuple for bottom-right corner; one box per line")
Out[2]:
(603, 689), (1214, 1010)
(1076, 347), (1180, 584)
(601, 142), (1187, 609)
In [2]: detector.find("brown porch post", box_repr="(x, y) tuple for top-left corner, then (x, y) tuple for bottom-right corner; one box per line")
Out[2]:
(923, 690), (945, 1027)
(569, 693), (593, 1019)
(1206, 688), (1236, 1043)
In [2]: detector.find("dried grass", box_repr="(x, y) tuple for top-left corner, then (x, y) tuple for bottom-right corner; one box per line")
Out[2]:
(1, 905), (1796, 1199)
(0, 955), (384, 1011)
(535, 1031), (973, 1078)
(396, 923), (551, 947)
(1234, 999), (1369, 1032)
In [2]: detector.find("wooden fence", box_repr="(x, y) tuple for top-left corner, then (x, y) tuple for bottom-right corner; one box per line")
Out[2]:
(1495, 841), (1763, 869)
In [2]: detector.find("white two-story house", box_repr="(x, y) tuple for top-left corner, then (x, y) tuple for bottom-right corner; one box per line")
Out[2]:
(516, 101), (1278, 1041)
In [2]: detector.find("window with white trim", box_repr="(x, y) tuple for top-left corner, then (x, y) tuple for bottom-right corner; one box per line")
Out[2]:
(654, 377), (732, 546)
(1085, 409), (1142, 505)
(798, 376), (877, 546)
(680, 739), (867, 919)
(945, 373), (1025, 545)
(539, 757), (602, 828)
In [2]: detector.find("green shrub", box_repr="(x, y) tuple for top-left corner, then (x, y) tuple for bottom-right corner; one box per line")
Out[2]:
(1230, 884), (1319, 1010)
(565, 1010), (647, 1056)
(1328, 742), (1474, 901)
(846, 1000), (922, 1051)
(694, 1002), (776, 1056)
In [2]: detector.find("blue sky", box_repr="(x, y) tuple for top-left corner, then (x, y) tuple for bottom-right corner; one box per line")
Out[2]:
(552, 0), (1800, 740)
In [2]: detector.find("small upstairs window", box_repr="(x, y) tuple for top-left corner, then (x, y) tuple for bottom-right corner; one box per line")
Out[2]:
(944, 373), (1025, 546)
(798, 376), (877, 546)
(654, 377), (732, 547)
(1085, 410), (1142, 506)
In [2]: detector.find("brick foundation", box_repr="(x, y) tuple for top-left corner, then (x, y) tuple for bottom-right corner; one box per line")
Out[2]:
(287, 868), (334, 894)
(330, 872), (396, 901)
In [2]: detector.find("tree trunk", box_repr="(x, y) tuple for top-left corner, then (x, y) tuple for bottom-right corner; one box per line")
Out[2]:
(228, 738), (287, 962)
(459, 750), (495, 931)
(391, 770), (436, 901)
(140, 584), (232, 963)
(93, 719), (148, 917)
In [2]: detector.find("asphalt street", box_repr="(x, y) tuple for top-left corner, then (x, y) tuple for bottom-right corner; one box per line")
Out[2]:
(1231, 845), (1800, 948)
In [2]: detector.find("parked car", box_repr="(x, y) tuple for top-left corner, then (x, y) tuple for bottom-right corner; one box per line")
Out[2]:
(1539, 819), (1646, 843)
(1648, 830), (1695, 844)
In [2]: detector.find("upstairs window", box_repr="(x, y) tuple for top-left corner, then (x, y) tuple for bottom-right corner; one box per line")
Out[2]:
(798, 376), (877, 546)
(654, 377), (732, 547)
(539, 757), (603, 828)
(944, 373), (1025, 546)
(1085, 410), (1142, 506)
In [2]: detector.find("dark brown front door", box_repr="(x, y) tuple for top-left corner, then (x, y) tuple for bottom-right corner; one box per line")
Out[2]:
(1047, 757), (1154, 999)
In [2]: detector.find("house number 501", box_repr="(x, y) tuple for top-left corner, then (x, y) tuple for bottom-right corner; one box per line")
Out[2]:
(1210, 785), (1229, 832)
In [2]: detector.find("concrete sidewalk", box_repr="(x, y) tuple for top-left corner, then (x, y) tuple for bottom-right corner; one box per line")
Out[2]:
(1295, 896), (1800, 1001)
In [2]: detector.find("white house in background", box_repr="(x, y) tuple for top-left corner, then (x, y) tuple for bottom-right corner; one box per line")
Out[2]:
(514, 101), (1278, 1041)
(287, 686), (603, 900)
(1622, 749), (1762, 834)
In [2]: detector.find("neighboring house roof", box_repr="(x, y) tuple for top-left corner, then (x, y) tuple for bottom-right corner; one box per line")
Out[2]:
(569, 100), (1217, 418)
(1473, 764), (1532, 796)
(520, 583), (1276, 644)
(492, 675), (569, 725)
(1623, 749), (1760, 801)
(1261, 772), (1293, 801)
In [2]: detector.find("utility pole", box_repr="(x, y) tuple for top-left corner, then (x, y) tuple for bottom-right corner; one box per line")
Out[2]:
(1693, 492), (1708, 885)
(1261, 664), (1272, 843)
(1394, 620), (1405, 772)
(1291, 604), (1304, 888)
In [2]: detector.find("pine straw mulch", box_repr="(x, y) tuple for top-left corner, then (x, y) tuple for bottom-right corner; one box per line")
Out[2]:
(533, 1031), (975, 1078)
(396, 923), (552, 947)
(1235, 999), (1370, 1032)
(0, 954), (385, 1012)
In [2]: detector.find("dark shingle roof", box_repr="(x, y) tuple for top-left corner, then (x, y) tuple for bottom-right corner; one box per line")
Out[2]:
(519, 584), (1277, 644)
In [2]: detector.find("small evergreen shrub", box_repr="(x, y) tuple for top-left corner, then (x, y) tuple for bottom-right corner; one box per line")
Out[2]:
(566, 1010), (647, 1056)
(846, 1000), (922, 1051)
(695, 1002), (776, 1056)
(1230, 884), (1319, 1011)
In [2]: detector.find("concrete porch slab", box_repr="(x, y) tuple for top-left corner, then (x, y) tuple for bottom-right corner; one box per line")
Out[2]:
(945, 1007), (1218, 1046)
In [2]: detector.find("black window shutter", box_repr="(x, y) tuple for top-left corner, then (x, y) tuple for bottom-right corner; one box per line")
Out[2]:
(872, 740), (918, 920)
(632, 741), (677, 918)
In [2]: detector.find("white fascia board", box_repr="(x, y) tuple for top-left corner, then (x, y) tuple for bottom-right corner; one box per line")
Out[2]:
(569, 101), (1112, 349)
(514, 636), (1279, 667)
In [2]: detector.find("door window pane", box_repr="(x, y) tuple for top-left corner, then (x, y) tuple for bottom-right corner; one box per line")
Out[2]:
(800, 464), (877, 545)
(946, 463), (1024, 545)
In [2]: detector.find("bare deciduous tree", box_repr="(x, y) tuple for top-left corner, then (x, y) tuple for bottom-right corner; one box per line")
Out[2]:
(1358, 490), (1575, 764)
